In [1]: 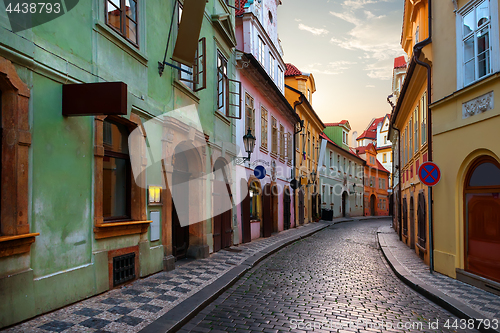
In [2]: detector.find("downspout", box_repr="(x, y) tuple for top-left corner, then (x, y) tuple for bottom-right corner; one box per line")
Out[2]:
(292, 95), (305, 227)
(412, 0), (434, 273)
(393, 125), (402, 241)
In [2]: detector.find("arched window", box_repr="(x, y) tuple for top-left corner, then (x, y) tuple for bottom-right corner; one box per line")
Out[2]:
(464, 156), (500, 283)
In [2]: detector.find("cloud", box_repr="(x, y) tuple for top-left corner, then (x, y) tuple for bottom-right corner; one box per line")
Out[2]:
(329, 5), (404, 80)
(366, 85), (375, 88)
(298, 23), (329, 36)
(302, 61), (357, 75)
(295, 18), (302, 22)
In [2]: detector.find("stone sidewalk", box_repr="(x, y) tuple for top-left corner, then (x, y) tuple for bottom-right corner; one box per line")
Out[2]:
(3, 217), (362, 333)
(378, 224), (500, 333)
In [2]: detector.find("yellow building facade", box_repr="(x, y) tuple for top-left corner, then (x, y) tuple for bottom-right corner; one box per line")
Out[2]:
(431, 0), (500, 287)
(284, 64), (325, 225)
(390, 0), (432, 264)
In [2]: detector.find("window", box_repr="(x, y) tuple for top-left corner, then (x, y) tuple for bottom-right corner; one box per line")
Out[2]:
(307, 89), (311, 102)
(415, 25), (419, 44)
(460, 0), (493, 86)
(258, 37), (265, 65)
(343, 158), (346, 174)
(307, 132), (311, 156)
(384, 136), (387, 144)
(103, 119), (131, 221)
(337, 155), (340, 172)
(349, 161), (352, 176)
(383, 153), (387, 163)
(329, 152), (333, 168)
(106, 0), (138, 45)
(217, 52), (228, 113)
(287, 132), (293, 162)
(271, 117), (278, 154)
(277, 66), (284, 91)
(261, 106), (268, 149)
(409, 117), (413, 158)
(269, 53), (275, 80)
(330, 187), (334, 205)
(414, 106), (419, 153)
(279, 124), (285, 159)
(421, 92), (427, 145)
(245, 93), (255, 135)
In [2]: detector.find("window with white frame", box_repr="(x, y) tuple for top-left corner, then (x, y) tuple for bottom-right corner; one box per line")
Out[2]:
(287, 132), (293, 162)
(277, 66), (284, 90)
(245, 93), (255, 135)
(258, 37), (265, 66)
(458, 0), (497, 87)
(329, 152), (333, 168)
(269, 53), (275, 80)
(421, 91), (427, 145)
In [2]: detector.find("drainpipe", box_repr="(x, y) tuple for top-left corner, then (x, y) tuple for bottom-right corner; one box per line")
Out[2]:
(412, 0), (433, 273)
(292, 95), (305, 226)
(393, 125), (402, 241)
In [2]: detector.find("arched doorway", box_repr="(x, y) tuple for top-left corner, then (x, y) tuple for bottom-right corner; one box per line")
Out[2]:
(370, 194), (376, 216)
(464, 156), (500, 283)
(212, 158), (232, 252)
(284, 186), (291, 230)
(298, 189), (305, 225)
(172, 149), (190, 259)
(342, 192), (348, 217)
(409, 196), (415, 249)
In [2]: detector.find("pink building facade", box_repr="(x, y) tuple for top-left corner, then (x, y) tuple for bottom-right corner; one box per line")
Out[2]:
(234, 0), (300, 244)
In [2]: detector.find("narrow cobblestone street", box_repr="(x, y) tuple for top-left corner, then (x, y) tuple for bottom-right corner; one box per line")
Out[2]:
(180, 219), (476, 333)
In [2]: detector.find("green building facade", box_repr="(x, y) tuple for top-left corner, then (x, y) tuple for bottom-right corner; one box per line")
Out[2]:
(0, 0), (239, 327)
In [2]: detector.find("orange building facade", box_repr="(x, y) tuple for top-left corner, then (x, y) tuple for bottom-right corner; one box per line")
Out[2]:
(357, 144), (390, 216)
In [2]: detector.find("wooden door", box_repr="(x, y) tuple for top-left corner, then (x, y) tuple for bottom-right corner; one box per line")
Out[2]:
(417, 193), (426, 248)
(172, 171), (190, 259)
(284, 188), (291, 230)
(342, 192), (347, 217)
(262, 184), (273, 238)
(298, 189), (305, 225)
(370, 195), (376, 216)
(222, 184), (233, 249)
(409, 197), (415, 249)
(241, 183), (251, 243)
(212, 180), (225, 252)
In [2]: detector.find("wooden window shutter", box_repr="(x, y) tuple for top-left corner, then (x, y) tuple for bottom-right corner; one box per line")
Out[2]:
(225, 78), (242, 119)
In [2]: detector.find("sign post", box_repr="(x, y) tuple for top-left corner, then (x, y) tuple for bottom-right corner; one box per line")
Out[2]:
(418, 161), (441, 274)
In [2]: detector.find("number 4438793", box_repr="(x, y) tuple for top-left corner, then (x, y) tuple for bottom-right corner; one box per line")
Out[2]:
(5, 2), (61, 14)
(444, 319), (498, 330)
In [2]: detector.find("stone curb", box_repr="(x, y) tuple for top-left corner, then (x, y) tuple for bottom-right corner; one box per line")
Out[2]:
(140, 219), (352, 333)
(377, 227), (500, 333)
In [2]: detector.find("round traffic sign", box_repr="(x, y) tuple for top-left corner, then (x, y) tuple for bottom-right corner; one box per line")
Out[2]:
(254, 165), (266, 180)
(418, 162), (441, 186)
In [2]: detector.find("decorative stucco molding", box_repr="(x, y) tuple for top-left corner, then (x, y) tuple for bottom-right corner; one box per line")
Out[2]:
(462, 91), (494, 119)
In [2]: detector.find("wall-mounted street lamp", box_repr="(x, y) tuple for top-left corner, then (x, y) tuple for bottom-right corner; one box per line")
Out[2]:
(235, 128), (256, 165)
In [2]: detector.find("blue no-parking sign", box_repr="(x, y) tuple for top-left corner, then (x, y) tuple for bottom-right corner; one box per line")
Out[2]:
(418, 162), (441, 186)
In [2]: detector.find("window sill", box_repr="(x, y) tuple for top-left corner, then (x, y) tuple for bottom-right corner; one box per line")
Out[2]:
(214, 110), (231, 126)
(0, 233), (39, 258)
(94, 221), (152, 240)
(270, 152), (278, 159)
(94, 20), (148, 66)
(174, 79), (200, 103)
(260, 146), (269, 154)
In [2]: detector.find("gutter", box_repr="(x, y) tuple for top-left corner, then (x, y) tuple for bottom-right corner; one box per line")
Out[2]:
(292, 96), (305, 227)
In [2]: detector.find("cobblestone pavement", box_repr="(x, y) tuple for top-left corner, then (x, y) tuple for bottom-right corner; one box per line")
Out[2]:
(379, 225), (500, 320)
(3, 222), (328, 333)
(180, 219), (477, 333)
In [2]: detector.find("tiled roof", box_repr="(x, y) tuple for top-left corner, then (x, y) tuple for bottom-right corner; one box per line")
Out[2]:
(320, 133), (364, 163)
(235, 0), (247, 16)
(324, 120), (348, 127)
(356, 146), (367, 155)
(357, 130), (376, 140)
(285, 63), (302, 76)
(367, 117), (385, 131)
(376, 159), (390, 173)
(394, 56), (407, 69)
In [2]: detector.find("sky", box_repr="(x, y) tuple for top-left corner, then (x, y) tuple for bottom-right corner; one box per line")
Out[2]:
(277, 0), (406, 141)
